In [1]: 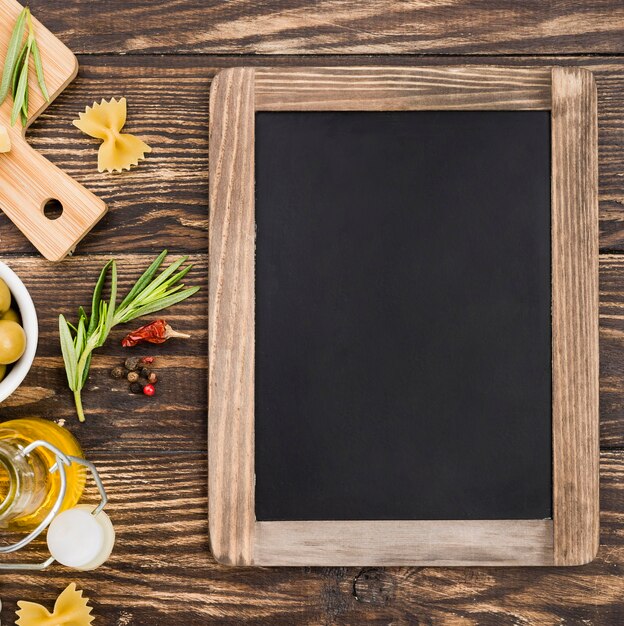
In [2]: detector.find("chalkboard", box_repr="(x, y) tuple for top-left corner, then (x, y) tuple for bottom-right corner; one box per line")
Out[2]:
(208, 66), (599, 567)
(255, 110), (552, 521)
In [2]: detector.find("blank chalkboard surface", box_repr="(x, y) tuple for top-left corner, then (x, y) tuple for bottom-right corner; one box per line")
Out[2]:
(208, 66), (599, 566)
(254, 110), (552, 522)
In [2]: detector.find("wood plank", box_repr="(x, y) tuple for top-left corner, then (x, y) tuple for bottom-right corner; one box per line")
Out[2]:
(208, 68), (255, 566)
(0, 254), (206, 453)
(551, 68), (600, 566)
(0, 450), (622, 624)
(255, 520), (554, 567)
(24, 0), (624, 55)
(600, 254), (624, 446)
(255, 66), (552, 110)
(2, 252), (624, 450)
(1, 55), (624, 256)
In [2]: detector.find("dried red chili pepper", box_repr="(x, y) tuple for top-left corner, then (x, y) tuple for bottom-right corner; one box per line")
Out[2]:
(121, 319), (190, 347)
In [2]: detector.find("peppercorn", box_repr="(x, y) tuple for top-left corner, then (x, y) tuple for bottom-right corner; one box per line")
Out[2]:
(110, 366), (126, 379)
(141, 356), (155, 365)
(140, 367), (151, 379)
(143, 383), (156, 396)
(147, 371), (158, 384)
(130, 382), (144, 394)
(127, 371), (140, 383)
(124, 356), (141, 371)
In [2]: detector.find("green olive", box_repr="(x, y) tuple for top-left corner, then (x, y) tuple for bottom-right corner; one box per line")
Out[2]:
(0, 364), (6, 382)
(0, 320), (26, 365)
(0, 279), (11, 314)
(1, 308), (20, 323)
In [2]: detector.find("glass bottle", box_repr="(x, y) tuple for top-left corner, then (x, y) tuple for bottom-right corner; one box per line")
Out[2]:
(0, 418), (86, 533)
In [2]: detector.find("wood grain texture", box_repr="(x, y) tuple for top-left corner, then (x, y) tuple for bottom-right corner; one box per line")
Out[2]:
(2, 253), (624, 452)
(600, 255), (624, 446)
(0, 450), (622, 624)
(255, 521), (554, 567)
(0, 0), (106, 260)
(20, 0), (624, 55)
(3, 55), (624, 256)
(551, 67), (600, 566)
(0, 0), (620, 618)
(208, 68), (255, 566)
(255, 66), (552, 111)
(0, 254), (206, 453)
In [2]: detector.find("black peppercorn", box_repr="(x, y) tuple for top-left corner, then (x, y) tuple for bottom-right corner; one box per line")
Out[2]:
(110, 366), (126, 379)
(124, 356), (141, 371)
(129, 382), (144, 394)
(140, 367), (151, 379)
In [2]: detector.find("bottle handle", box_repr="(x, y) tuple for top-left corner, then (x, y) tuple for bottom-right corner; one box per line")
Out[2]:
(0, 440), (108, 570)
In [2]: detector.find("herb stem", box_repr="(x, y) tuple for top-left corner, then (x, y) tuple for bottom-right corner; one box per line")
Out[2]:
(74, 390), (86, 423)
(0, 7), (49, 126)
(59, 252), (199, 422)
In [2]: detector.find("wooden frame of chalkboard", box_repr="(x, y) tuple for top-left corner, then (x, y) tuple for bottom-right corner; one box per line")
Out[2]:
(208, 66), (598, 567)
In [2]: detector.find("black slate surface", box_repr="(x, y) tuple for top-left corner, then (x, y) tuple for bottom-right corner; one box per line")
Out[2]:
(254, 111), (552, 521)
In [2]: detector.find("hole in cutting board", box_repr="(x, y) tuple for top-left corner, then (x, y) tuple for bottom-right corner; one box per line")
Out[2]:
(43, 199), (64, 220)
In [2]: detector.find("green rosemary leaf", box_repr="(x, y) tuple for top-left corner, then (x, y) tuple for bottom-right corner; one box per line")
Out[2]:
(0, 7), (27, 104)
(88, 260), (112, 335)
(163, 264), (193, 289)
(75, 315), (86, 354)
(117, 250), (168, 312)
(154, 282), (186, 300)
(125, 286), (200, 321)
(130, 256), (188, 306)
(139, 278), (180, 303)
(98, 301), (108, 340)
(11, 44), (30, 126)
(30, 38), (49, 101)
(116, 284), (189, 324)
(21, 66), (29, 119)
(59, 314), (78, 391)
(11, 42), (28, 98)
(80, 353), (92, 387)
(99, 261), (118, 347)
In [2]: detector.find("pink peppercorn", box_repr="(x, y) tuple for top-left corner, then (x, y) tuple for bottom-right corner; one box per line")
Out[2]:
(143, 383), (156, 396)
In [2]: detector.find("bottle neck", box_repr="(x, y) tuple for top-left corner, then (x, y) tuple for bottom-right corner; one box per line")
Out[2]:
(0, 439), (47, 527)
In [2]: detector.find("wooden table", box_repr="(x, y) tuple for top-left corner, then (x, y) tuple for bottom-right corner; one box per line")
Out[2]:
(1, 2), (623, 623)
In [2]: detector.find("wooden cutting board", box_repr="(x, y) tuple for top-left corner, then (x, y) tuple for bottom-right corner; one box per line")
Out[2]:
(0, 0), (106, 261)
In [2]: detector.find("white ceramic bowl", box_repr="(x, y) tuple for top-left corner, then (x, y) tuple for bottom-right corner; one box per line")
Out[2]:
(0, 262), (38, 403)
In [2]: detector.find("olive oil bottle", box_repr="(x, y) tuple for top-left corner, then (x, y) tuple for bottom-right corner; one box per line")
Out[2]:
(0, 418), (86, 532)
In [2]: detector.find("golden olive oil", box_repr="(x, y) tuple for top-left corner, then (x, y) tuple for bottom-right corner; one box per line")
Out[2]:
(0, 418), (86, 531)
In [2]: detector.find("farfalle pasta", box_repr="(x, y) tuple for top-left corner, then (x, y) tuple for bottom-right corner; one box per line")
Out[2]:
(73, 97), (151, 173)
(16, 583), (95, 626)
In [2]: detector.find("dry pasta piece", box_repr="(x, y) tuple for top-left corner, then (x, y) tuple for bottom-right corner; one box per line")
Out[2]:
(16, 582), (95, 626)
(73, 97), (151, 173)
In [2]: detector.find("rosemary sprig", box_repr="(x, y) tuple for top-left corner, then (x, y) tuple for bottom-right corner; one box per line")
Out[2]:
(0, 7), (49, 127)
(59, 251), (200, 422)
(0, 7), (27, 104)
